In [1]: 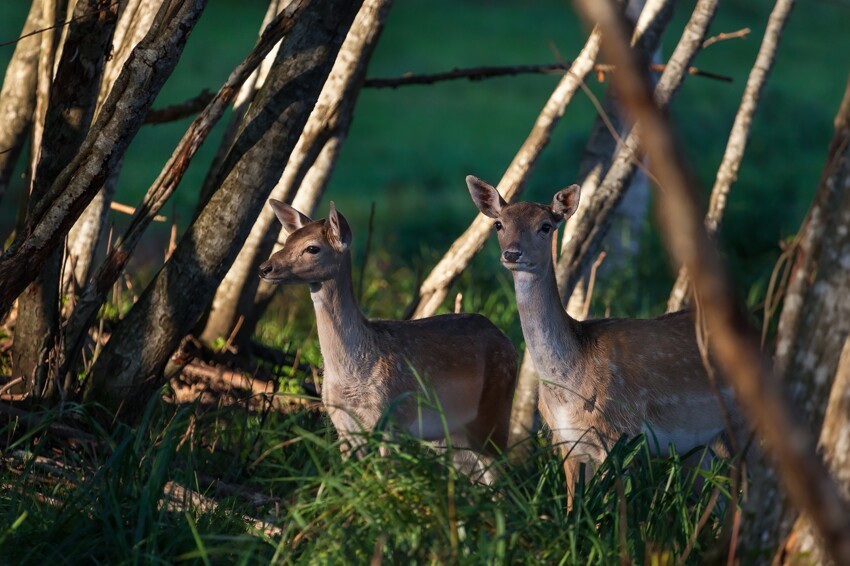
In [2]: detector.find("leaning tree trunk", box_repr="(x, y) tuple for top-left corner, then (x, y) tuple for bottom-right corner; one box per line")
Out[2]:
(574, 1), (850, 562)
(0, 0), (41, 206)
(194, 0), (288, 215)
(780, 336), (850, 565)
(667, 0), (796, 312)
(59, 5), (303, 394)
(742, 74), (850, 562)
(12, 0), (118, 401)
(0, 0), (208, 321)
(199, 0), (394, 350)
(60, 0), (166, 297)
(87, 0), (364, 415)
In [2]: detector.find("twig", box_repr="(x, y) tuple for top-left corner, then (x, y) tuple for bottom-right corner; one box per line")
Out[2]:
(702, 28), (751, 48)
(678, 487), (722, 565)
(357, 201), (376, 303)
(581, 250), (606, 320)
(0, 1), (121, 48)
(110, 201), (165, 221)
(144, 90), (215, 124)
(364, 61), (731, 89)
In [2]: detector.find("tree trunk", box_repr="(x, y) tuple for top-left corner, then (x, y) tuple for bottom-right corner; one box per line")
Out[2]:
(194, 0), (288, 214)
(781, 336), (850, 565)
(61, 0), (166, 296)
(409, 30), (603, 320)
(0, 0), (41, 206)
(667, 0), (796, 312)
(742, 75), (850, 561)
(86, 0), (364, 415)
(0, 0), (208, 321)
(58, 2), (305, 390)
(12, 0), (118, 400)
(199, 0), (394, 350)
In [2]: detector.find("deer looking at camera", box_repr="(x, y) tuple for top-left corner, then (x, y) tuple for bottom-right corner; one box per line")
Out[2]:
(466, 176), (742, 497)
(258, 199), (518, 482)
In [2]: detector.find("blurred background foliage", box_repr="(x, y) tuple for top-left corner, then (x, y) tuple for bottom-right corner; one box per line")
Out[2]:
(1, 0), (848, 324)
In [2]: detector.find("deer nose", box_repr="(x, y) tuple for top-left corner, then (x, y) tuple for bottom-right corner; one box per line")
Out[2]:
(258, 261), (274, 278)
(503, 250), (523, 263)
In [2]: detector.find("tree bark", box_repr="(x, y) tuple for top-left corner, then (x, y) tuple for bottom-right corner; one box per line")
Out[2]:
(781, 336), (850, 565)
(0, 0), (41, 206)
(12, 0), (118, 400)
(61, 0), (166, 296)
(409, 29), (603, 320)
(58, 1), (305, 389)
(667, 0), (796, 312)
(742, 75), (850, 561)
(193, 0), (288, 214)
(553, 0), (717, 305)
(573, 1), (850, 562)
(0, 0), (208, 321)
(199, 0), (394, 349)
(86, 0), (363, 413)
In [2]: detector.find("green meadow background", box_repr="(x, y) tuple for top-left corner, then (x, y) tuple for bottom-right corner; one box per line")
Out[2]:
(1, 0), (848, 315)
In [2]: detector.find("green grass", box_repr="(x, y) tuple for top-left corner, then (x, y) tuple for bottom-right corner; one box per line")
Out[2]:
(1, 394), (738, 564)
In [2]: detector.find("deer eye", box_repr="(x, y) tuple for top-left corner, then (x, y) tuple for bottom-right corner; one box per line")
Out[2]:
(494, 221), (503, 231)
(540, 223), (553, 234)
(305, 246), (321, 255)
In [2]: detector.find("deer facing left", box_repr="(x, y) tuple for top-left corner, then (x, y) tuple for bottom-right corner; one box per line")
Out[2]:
(258, 200), (518, 482)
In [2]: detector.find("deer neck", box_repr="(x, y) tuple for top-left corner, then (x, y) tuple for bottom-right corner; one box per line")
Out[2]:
(512, 261), (582, 380)
(309, 252), (371, 381)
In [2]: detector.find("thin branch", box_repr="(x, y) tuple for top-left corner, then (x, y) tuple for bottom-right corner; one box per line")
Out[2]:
(364, 60), (731, 89)
(144, 89), (215, 124)
(702, 27), (751, 48)
(0, 0), (121, 48)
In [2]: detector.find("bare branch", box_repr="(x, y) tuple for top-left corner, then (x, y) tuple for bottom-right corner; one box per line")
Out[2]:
(572, 0), (850, 563)
(144, 89), (215, 124)
(364, 60), (731, 88)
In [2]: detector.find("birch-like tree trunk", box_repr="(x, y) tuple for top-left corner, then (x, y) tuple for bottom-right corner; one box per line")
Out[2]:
(667, 0), (796, 312)
(0, 0), (41, 206)
(409, 30), (603, 320)
(12, 0), (118, 400)
(60, 0), (166, 296)
(87, 0), (364, 414)
(199, 0), (394, 349)
(742, 75), (850, 561)
(0, 0), (208, 320)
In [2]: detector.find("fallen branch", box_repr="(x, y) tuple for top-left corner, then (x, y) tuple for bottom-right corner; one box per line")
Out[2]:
(364, 60), (731, 89)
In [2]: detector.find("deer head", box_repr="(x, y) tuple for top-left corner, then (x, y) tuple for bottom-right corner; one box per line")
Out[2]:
(466, 175), (580, 275)
(258, 199), (352, 285)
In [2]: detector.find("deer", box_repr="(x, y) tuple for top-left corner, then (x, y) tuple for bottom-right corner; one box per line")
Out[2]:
(258, 199), (518, 483)
(466, 175), (743, 500)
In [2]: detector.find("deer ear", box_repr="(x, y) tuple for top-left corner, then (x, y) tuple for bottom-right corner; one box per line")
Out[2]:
(326, 201), (352, 252)
(270, 199), (312, 235)
(551, 184), (580, 221)
(466, 175), (506, 219)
